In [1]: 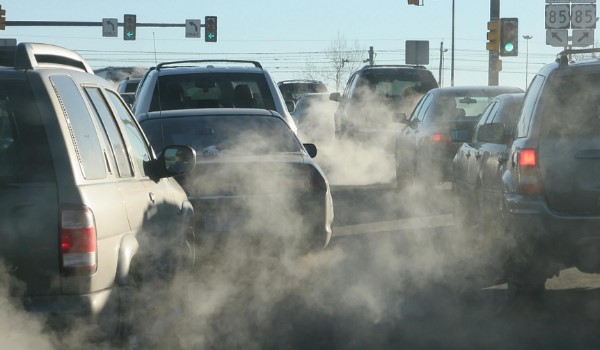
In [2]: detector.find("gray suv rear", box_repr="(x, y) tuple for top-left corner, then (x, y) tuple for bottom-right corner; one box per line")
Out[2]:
(0, 43), (196, 341)
(498, 49), (600, 294)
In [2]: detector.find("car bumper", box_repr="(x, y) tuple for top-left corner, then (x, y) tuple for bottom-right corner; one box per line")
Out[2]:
(21, 287), (117, 329)
(503, 193), (600, 270)
(190, 191), (333, 249)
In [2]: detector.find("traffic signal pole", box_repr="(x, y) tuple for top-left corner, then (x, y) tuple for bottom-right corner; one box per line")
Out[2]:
(489, 0), (500, 86)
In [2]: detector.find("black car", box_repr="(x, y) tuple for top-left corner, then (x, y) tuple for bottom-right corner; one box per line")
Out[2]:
(394, 85), (523, 188)
(330, 64), (439, 149)
(487, 49), (600, 294)
(452, 92), (524, 231)
(278, 79), (328, 103)
(138, 108), (334, 253)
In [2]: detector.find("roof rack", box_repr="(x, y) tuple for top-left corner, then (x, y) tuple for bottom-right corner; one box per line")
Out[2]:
(278, 79), (323, 84)
(14, 42), (93, 73)
(556, 48), (600, 67)
(156, 59), (262, 71)
(361, 64), (427, 69)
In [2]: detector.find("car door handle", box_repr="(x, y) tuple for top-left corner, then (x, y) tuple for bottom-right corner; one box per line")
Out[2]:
(149, 192), (156, 204)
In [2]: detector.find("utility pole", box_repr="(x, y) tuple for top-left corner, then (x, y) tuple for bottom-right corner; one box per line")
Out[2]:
(488, 0), (500, 86)
(451, 0), (455, 86)
(368, 46), (375, 66)
(439, 41), (448, 87)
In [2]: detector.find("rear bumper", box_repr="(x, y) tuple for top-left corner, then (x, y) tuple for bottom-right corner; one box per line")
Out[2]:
(503, 193), (600, 270)
(22, 288), (114, 317)
(190, 190), (333, 249)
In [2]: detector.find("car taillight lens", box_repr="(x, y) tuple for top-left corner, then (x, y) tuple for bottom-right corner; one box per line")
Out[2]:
(60, 206), (97, 275)
(517, 149), (541, 194)
(432, 133), (443, 142)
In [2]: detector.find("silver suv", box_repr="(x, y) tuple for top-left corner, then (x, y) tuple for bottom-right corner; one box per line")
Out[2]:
(0, 43), (196, 341)
(132, 59), (298, 134)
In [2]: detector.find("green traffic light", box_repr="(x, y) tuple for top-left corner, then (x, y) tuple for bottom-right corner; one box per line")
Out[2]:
(504, 42), (514, 52)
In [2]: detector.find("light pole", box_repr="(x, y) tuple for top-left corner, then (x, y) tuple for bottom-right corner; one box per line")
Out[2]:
(523, 35), (533, 89)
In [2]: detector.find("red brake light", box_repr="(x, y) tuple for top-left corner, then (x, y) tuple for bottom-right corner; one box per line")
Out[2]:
(517, 149), (541, 195)
(519, 149), (537, 166)
(60, 206), (97, 275)
(432, 133), (443, 142)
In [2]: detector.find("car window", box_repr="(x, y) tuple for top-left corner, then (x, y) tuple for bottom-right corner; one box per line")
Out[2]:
(517, 75), (545, 138)
(472, 101), (499, 143)
(141, 115), (302, 157)
(424, 94), (497, 123)
(150, 72), (277, 112)
(412, 93), (433, 122)
(50, 75), (106, 180)
(84, 87), (134, 178)
(0, 79), (55, 183)
(539, 70), (600, 138)
(107, 91), (151, 177)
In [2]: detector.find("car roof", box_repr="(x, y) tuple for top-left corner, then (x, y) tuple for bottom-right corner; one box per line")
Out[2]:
(357, 64), (430, 71)
(278, 80), (325, 85)
(137, 108), (283, 122)
(428, 85), (523, 95)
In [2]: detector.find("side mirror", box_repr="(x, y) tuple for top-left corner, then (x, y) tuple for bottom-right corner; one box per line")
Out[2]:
(285, 100), (296, 113)
(303, 143), (318, 158)
(329, 92), (341, 102)
(160, 145), (196, 177)
(477, 123), (505, 143)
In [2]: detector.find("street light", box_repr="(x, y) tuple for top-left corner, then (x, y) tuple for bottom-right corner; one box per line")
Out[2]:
(523, 34), (533, 89)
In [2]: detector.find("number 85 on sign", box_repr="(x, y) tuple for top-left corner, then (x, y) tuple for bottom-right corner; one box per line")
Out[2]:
(571, 4), (596, 29)
(545, 4), (570, 29)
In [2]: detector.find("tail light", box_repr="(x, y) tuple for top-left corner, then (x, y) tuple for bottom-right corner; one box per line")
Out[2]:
(60, 206), (97, 275)
(517, 149), (541, 194)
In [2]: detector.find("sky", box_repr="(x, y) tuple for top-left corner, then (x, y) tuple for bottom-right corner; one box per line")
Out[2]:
(0, 0), (578, 91)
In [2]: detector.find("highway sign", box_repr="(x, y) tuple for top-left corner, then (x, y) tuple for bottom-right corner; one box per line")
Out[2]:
(572, 29), (595, 46)
(185, 19), (201, 38)
(571, 4), (596, 29)
(546, 4), (571, 29)
(546, 29), (569, 46)
(102, 18), (118, 37)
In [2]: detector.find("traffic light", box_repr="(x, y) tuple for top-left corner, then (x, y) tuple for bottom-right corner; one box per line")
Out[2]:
(486, 19), (500, 53)
(123, 14), (136, 41)
(408, 0), (421, 5)
(500, 18), (518, 56)
(205, 16), (217, 42)
(0, 6), (6, 30)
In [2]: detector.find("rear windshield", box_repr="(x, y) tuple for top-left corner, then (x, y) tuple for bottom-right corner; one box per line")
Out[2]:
(539, 69), (600, 138)
(0, 79), (54, 183)
(279, 82), (327, 102)
(150, 72), (277, 112)
(425, 94), (497, 123)
(356, 69), (438, 98)
(140, 115), (302, 157)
